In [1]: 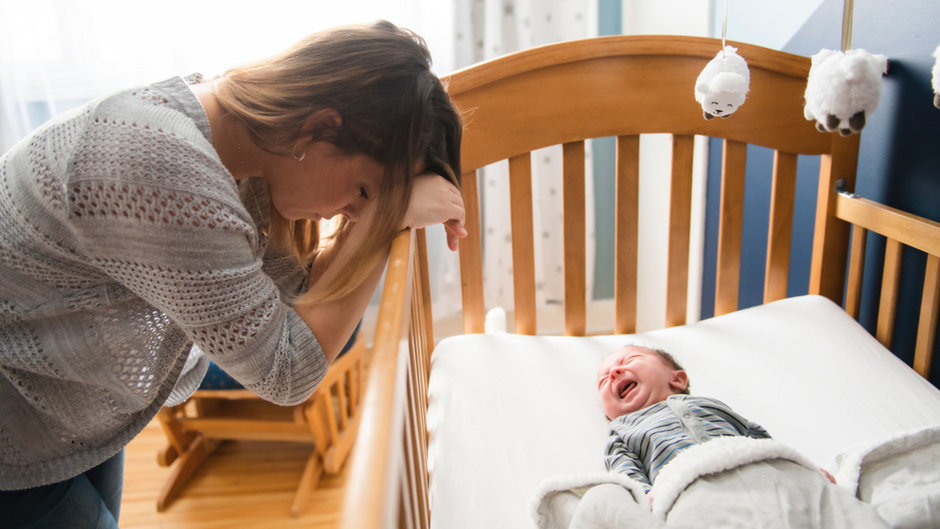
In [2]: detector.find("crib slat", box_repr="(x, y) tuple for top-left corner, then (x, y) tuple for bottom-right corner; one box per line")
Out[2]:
(458, 170), (485, 333)
(509, 153), (537, 334)
(845, 225), (867, 318)
(615, 135), (640, 334)
(914, 255), (939, 378)
(764, 151), (798, 303)
(563, 141), (586, 336)
(666, 135), (695, 328)
(404, 349), (429, 529)
(715, 140), (747, 316)
(415, 228), (435, 353)
(876, 239), (903, 348)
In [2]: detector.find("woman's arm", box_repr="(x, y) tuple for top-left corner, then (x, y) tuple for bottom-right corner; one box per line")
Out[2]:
(295, 221), (387, 363)
(297, 172), (466, 362)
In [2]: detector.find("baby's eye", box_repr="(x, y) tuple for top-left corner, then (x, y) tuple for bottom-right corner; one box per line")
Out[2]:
(711, 102), (718, 106)
(727, 103), (733, 107)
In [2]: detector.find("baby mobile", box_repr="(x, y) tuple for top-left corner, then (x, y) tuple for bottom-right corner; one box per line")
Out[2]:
(802, 0), (888, 135)
(693, 0), (750, 120)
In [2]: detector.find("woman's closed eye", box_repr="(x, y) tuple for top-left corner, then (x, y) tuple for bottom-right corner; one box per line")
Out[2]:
(359, 186), (369, 200)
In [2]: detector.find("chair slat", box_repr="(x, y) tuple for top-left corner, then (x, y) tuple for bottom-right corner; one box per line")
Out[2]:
(563, 141), (587, 336)
(321, 394), (341, 445)
(876, 239), (903, 348)
(458, 170), (485, 333)
(666, 135), (695, 327)
(615, 135), (639, 334)
(509, 154), (537, 334)
(845, 225), (867, 318)
(336, 385), (349, 430)
(714, 140), (747, 315)
(914, 254), (939, 378)
(764, 151), (798, 303)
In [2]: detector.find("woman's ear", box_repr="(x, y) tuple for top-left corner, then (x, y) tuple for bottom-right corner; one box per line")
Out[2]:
(670, 370), (689, 393)
(300, 108), (343, 141)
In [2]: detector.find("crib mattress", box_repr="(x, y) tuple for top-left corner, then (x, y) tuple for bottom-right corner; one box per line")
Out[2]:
(426, 295), (940, 529)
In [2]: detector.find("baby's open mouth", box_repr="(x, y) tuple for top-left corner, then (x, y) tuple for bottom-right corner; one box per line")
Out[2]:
(618, 381), (636, 399)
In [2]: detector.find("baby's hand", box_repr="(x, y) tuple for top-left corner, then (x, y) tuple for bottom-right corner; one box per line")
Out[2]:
(819, 468), (837, 484)
(647, 492), (654, 506)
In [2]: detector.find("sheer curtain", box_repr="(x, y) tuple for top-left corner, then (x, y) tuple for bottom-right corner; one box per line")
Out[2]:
(0, 0), (455, 152)
(440, 0), (597, 333)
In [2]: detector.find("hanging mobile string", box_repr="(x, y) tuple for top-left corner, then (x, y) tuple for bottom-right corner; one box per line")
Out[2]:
(841, 0), (854, 51)
(721, 0), (728, 57)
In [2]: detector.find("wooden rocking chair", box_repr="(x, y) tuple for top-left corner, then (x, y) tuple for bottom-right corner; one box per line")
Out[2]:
(155, 337), (366, 517)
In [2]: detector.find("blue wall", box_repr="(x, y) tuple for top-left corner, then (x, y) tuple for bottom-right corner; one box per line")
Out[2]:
(700, 0), (940, 386)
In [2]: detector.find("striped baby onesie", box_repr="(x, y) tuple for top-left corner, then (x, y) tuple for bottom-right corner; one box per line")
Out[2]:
(605, 394), (771, 491)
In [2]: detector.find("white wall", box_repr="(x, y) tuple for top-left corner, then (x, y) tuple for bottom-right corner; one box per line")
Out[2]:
(712, 0), (825, 50)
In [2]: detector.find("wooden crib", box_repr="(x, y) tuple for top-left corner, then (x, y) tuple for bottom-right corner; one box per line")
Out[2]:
(338, 35), (940, 529)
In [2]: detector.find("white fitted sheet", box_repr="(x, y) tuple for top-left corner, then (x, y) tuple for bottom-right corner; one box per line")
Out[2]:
(426, 295), (940, 529)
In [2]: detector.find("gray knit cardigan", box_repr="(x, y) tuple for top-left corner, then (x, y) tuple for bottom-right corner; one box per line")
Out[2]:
(0, 76), (327, 489)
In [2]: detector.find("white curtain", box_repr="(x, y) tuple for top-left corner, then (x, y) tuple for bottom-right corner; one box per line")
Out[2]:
(439, 0), (597, 332)
(0, 0), (456, 153)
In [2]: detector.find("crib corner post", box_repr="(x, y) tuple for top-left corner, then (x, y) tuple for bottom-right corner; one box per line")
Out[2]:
(810, 134), (860, 305)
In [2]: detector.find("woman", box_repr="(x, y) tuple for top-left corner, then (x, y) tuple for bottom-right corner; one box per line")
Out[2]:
(0, 20), (464, 528)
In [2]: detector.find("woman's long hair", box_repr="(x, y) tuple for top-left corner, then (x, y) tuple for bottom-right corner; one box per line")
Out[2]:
(213, 20), (462, 304)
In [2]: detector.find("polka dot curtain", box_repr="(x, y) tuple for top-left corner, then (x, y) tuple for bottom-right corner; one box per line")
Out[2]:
(452, 0), (597, 328)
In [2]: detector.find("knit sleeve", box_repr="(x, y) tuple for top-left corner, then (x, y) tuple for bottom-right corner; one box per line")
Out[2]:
(67, 113), (326, 406)
(605, 435), (652, 492)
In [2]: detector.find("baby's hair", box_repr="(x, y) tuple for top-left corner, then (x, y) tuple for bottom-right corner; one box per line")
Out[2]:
(625, 344), (691, 395)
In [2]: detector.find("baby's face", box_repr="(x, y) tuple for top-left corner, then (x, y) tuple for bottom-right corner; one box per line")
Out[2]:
(597, 346), (687, 419)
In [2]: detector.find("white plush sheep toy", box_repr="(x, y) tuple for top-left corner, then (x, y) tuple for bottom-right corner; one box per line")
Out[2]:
(803, 49), (888, 135)
(694, 46), (750, 120)
(932, 44), (940, 109)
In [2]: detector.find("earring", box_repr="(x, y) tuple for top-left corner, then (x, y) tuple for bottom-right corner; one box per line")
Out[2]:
(292, 146), (306, 162)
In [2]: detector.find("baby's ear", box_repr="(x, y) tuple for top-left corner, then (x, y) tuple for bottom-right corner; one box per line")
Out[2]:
(670, 370), (689, 393)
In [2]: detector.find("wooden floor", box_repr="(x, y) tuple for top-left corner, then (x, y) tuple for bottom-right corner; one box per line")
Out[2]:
(120, 416), (349, 529)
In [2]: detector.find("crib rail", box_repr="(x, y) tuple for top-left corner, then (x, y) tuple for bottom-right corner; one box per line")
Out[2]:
(339, 229), (433, 529)
(834, 193), (940, 378)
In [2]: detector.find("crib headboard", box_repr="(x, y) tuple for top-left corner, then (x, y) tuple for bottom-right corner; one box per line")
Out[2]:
(338, 36), (939, 529)
(444, 35), (859, 336)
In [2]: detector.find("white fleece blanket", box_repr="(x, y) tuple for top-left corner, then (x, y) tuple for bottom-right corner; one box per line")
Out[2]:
(829, 425), (940, 529)
(534, 436), (890, 529)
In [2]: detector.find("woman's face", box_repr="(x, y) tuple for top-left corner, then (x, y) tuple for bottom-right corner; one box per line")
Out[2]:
(264, 141), (384, 222)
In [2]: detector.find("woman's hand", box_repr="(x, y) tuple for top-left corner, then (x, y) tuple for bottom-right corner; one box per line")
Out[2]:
(401, 172), (467, 251)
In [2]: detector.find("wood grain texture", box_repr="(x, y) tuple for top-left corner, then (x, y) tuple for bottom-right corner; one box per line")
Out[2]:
(763, 151), (797, 303)
(457, 171), (485, 334)
(509, 153), (537, 334)
(563, 141), (586, 336)
(844, 225), (867, 318)
(614, 135), (639, 334)
(876, 239), (903, 349)
(714, 140), (747, 316)
(665, 135), (694, 328)
(915, 255), (939, 378)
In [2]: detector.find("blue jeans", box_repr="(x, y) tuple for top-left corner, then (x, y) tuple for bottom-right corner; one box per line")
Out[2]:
(0, 450), (123, 529)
